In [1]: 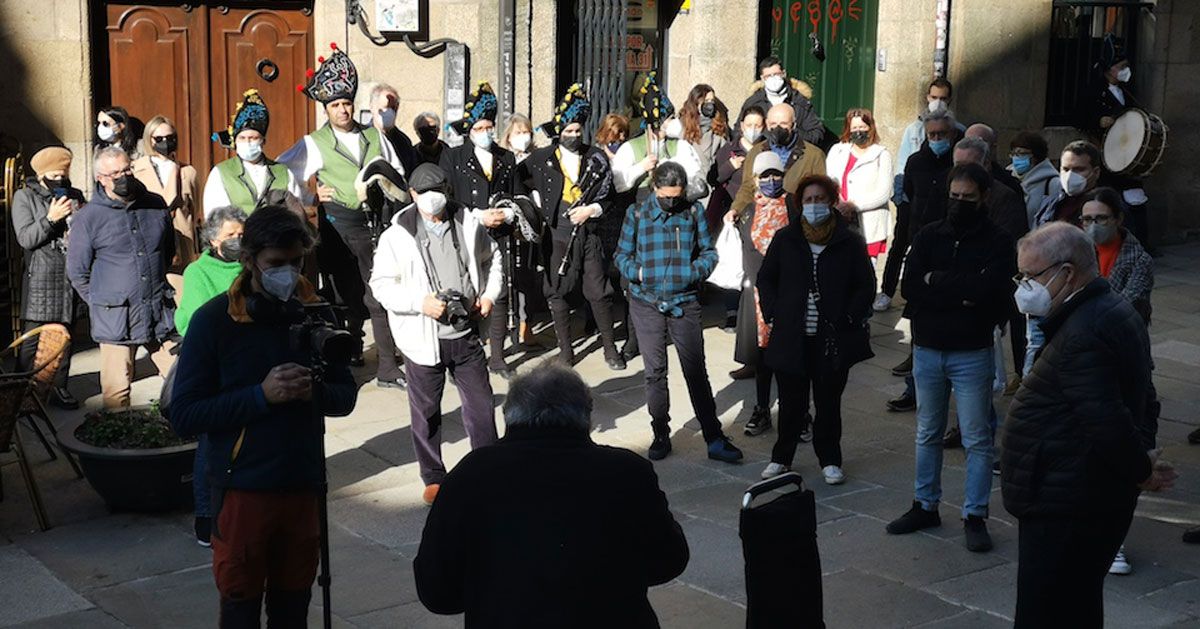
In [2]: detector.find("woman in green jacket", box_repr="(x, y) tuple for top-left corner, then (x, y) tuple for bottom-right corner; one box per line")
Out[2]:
(176, 206), (247, 337)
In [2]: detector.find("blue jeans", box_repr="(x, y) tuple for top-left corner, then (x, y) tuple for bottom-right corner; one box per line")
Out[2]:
(1023, 315), (1045, 377)
(193, 434), (210, 518)
(913, 346), (995, 518)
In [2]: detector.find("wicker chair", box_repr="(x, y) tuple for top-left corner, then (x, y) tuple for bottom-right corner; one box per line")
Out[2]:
(0, 373), (50, 530)
(0, 323), (83, 477)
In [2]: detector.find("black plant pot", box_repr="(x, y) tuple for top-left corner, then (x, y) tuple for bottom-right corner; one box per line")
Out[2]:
(57, 414), (197, 513)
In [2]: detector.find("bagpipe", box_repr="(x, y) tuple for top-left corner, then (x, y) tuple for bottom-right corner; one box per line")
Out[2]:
(488, 191), (542, 336)
(557, 150), (612, 276)
(354, 158), (410, 241)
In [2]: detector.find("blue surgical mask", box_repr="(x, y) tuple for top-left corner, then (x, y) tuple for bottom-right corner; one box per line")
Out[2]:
(758, 179), (784, 198)
(1011, 155), (1033, 176)
(929, 139), (952, 157)
(803, 203), (832, 225)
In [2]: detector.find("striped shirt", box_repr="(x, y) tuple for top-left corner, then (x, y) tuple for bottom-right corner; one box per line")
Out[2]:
(806, 242), (827, 336)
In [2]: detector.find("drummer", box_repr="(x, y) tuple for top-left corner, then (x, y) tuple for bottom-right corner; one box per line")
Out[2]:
(1090, 33), (1152, 250)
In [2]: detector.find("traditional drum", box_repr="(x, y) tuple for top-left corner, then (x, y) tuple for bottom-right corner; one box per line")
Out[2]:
(1103, 108), (1167, 177)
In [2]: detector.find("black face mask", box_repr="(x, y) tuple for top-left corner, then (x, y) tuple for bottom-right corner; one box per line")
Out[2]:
(43, 177), (69, 193)
(946, 198), (982, 229)
(849, 130), (871, 146)
(560, 134), (584, 152)
(700, 102), (717, 118)
(153, 137), (178, 155)
(767, 126), (793, 148)
(218, 237), (242, 262)
(657, 196), (688, 212)
(417, 127), (440, 145)
(111, 174), (141, 199)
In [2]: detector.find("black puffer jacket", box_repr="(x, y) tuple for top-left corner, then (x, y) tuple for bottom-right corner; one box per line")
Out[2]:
(10, 180), (85, 323)
(1001, 278), (1153, 518)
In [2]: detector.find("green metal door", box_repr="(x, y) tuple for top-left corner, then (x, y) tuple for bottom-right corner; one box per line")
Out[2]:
(767, 0), (880, 133)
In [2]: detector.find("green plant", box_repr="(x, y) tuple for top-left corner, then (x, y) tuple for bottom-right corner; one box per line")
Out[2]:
(75, 404), (194, 449)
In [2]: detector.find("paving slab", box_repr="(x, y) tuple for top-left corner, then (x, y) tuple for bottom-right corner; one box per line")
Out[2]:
(0, 545), (93, 627)
(648, 582), (746, 628)
(822, 568), (968, 627)
(12, 609), (127, 629)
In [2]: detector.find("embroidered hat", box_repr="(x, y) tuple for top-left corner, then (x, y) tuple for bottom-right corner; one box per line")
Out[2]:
(540, 83), (592, 138)
(298, 43), (358, 105)
(449, 81), (499, 136)
(211, 89), (270, 147)
(634, 71), (674, 130)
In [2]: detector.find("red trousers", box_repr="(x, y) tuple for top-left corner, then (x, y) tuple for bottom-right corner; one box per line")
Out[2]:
(213, 489), (320, 601)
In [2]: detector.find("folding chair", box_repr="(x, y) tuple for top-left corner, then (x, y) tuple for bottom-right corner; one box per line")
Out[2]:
(0, 373), (50, 530)
(0, 323), (83, 477)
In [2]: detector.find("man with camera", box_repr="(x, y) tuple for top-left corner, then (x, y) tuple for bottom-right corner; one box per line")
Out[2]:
(370, 163), (503, 506)
(169, 205), (359, 628)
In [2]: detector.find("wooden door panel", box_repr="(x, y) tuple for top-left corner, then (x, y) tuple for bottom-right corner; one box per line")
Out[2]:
(209, 9), (314, 167)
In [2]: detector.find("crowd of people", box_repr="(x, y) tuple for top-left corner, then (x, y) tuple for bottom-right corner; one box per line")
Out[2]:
(10, 38), (1198, 627)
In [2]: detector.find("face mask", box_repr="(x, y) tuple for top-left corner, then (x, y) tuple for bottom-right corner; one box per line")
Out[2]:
(849, 130), (871, 146)
(1014, 266), (1065, 317)
(378, 108), (397, 129)
(767, 126), (793, 148)
(510, 132), (532, 152)
(560, 134), (583, 153)
(606, 141), (622, 154)
(657, 196), (687, 212)
(1011, 155), (1033, 176)
(218, 237), (242, 262)
(471, 129), (494, 149)
(758, 178), (784, 198)
(418, 126), (440, 145)
(946, 198), (982, 229)
(97, 124), (116, 142)
(929, 138), (952, 157)
(928, 99), (948, 114)
(416, 190), (448, 216)
(700, 102), (717, 118)
(153, 137), (178, 156)
(764, 75), (786, 93)
(1061, 169), (1089, 196)
(260, 265), (300, 302)
(663, 119), (683, 139)
(111, 174), (139, 199)
(803, 203), (832, 225)
(1086, 222), (1118, 245)
(742, 127), (762, 143)
(237, 140), (263, 162)
(1117, 67), (1132, 83)
(43, 177), (69, 192)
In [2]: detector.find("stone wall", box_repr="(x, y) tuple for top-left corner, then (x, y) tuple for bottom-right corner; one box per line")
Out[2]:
(873, 0), (940, 157)
(665, 1), (759, 119)
(0, 0), (93, 186)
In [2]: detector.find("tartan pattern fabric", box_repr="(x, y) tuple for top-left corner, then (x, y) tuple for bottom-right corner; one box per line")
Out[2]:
(615, 195), (718, 316)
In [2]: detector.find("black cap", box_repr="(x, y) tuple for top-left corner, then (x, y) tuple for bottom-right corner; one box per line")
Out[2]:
(407, 163), (447, 193)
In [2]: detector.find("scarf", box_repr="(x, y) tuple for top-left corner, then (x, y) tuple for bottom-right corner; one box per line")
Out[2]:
(801, 215), (836, 245)
(751, 193), (791, 347)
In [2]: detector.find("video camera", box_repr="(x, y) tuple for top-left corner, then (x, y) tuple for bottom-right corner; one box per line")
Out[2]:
(435, 289), (474, 332)
(289, 302), (357, 369)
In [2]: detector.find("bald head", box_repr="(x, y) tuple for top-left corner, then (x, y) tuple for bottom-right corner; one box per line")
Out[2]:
(966, 124), (998, 162)
(766, 103), (796, 130)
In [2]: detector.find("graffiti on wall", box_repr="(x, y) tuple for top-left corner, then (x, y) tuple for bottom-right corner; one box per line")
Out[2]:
(773, 0), (865, 44)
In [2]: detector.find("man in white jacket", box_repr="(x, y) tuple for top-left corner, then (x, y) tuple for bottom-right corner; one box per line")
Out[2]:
(369, 163), (502, 506)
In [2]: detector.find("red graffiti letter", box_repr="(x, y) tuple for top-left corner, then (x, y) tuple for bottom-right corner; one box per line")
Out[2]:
(828, 0), (843, 43)
(848, 0), (862, 21)
(807, 0), (821, 34)
(791, 2), (804, 33)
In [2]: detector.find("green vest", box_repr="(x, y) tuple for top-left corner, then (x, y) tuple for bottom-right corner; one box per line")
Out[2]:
(629, 136), (679, 189)
(310, 123), (383, 209)
(215, 158), (290, 214)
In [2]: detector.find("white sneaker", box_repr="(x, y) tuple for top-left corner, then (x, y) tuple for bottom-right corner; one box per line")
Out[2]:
(761, 462), (790, 480)
(872, 293), (892, 312)
(1109, 546), (1132, 575)
(823, 465), (846, 485)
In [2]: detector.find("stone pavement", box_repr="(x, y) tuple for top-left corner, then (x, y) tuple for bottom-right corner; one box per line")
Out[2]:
(2, 243), (1200, 628)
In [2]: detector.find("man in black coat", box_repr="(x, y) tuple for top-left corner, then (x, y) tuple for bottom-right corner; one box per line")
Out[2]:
(367, 83), (419, 175)
(1001, 222), (1175, 628)
(414, 364), (688, 628)
(736, 55), (826, 147)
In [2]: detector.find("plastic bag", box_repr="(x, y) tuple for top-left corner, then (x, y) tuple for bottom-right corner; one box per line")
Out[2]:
(707, 225), (744, 290)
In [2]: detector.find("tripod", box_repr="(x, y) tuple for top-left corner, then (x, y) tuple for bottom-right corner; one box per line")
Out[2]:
(309, 357), (334, 629)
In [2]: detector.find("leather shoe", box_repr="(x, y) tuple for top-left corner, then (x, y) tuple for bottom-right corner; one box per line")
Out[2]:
(729, 364), (756, 380)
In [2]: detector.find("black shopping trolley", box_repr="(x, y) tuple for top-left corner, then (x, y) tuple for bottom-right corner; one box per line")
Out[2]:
(740, 472), (825, 629)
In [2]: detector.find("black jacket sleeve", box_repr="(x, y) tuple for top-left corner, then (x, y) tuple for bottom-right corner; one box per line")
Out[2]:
(757, 233), (784, 324)
(794, 98), (827, 147)
(633, 457), (690, 585)
(413, 465), (470, 614)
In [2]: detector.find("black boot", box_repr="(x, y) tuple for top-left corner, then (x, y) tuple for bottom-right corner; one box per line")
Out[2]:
(265, 589), (312, 629)
(220, 595), (263, 629)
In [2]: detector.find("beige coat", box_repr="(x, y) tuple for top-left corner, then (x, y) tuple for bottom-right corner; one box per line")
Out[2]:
(132, 155), (200, 271)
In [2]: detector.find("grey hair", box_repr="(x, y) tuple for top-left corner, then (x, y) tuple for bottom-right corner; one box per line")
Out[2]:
(921, 107), (957, 128)
(414, 111), (441, 129)
(93, 145), (129, 173)
(1018, 222), (1100, 277)
(502, 363), (593, 433)
(954, 136), (990, 164)
(369, 83), (398, 106)
(201, 206), (248, 244)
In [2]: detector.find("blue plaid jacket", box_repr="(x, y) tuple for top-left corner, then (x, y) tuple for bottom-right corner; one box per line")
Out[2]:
(615, 195), (718, 316)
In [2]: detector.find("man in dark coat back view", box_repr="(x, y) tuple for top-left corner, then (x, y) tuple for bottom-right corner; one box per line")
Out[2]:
(414, 363), (689, 628)
(1002, 222), (1176, 628)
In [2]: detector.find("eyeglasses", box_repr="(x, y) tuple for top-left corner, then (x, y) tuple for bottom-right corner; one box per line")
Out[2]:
(1080, 215), (1114, 226)
(98, 167), (133, 180)
(1012, 261), (1066, 288)
(152, 134), (177, 143)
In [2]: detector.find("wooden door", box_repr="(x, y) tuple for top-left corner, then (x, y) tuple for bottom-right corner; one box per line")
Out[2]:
(208, 8), (314, 169)
(103, 3), (313, 183)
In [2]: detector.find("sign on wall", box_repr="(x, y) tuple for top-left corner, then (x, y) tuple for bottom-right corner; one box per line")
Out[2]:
(376, 0), (421, 34)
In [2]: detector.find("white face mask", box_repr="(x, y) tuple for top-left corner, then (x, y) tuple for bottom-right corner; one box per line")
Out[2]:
(97, 124), (116, 142)
(662, 118), (683, 140)
(509, 132), (532, 152)
(803, 203), (832, 225)
(927, 99), (948, 114)
(260, 265), (300, 302)
(764, 75), (786, 93)
(416, 190), (448, 217)
(236, 140), (264, 162)
(1060, 169), (1089, 197)
(378, 108), (397, 129)
(471, 129), (494, 149)
(1117, 67), (1132, 83)
(1014, 266), (1065, 317)
(743, 127), (762, 143)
